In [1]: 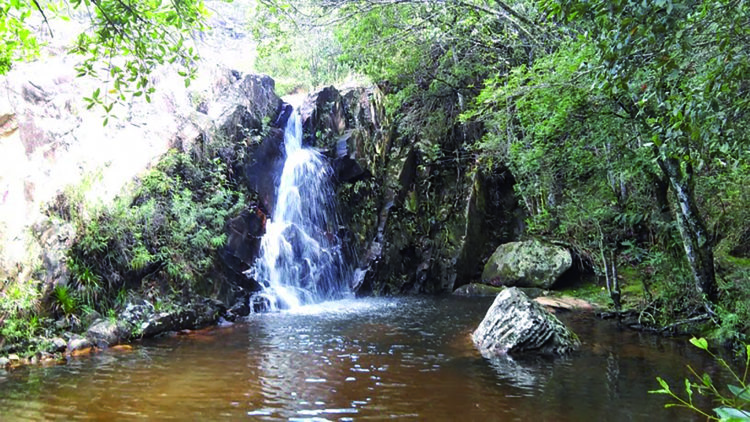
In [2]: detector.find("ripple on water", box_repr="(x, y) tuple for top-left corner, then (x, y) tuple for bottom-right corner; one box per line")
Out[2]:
(0, 296), (727, 421)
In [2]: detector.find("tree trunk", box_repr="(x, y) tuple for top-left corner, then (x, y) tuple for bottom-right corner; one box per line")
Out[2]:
(659, 156), (718, 302)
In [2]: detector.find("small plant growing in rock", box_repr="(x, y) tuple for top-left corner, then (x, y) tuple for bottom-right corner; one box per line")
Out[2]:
(52, 285), (78, 317)
(650, 337), (750, 421)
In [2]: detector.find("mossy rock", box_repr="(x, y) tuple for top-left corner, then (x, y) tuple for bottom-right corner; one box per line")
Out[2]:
(481, 239), (572, 289)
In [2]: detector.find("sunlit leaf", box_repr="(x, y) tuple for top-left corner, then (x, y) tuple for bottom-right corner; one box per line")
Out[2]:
(714, 407), (750, 421)
(690, 337), (709, 351)
(728, 385), (750, 402)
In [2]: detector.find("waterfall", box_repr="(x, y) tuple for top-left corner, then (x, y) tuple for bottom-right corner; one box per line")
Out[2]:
(249, 107), (351, 310)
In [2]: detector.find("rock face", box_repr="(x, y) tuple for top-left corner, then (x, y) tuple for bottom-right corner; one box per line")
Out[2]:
(299, 86), (522, 295)
(120, 298), (224, 338)
(472, 287), (580, 357)
(0, 0), (280, 293)
(219, 205), (267, 287)
(481, 240), (572, 289)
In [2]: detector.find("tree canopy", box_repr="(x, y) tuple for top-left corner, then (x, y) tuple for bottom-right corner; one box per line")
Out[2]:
(1, 0), (207, 111)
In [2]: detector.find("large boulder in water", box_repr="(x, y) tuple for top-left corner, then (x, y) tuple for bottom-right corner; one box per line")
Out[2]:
(481, 240), (572, 289)
(472, 287), (580, 357)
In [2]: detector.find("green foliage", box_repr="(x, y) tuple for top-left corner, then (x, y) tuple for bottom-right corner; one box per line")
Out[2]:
(0, 0), (207, 118)
(52, 285), (78, 317)
(0, 0), (39, 74)
(250, 1), (349, 94)
(0, 281), (43, 346)
(58, 137), (249, 313)
(650, 338), (750, 421)
(456, 0), (749, 326)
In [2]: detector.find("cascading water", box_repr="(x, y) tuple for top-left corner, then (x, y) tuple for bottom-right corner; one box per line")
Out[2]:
(249, 107), (351, 310)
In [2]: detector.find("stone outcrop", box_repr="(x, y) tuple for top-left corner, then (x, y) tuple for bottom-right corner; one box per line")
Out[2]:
(0, 0), (279, 294)
(219, 205), (267, 288)
(86, 319), (129, 348)
(472, 287), (580, 357)
(298, 85), (522, 296)
(119, 298), (225, 339)
(481, 240), (572, 289)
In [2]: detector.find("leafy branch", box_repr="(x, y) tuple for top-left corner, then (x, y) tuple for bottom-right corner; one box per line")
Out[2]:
(650, 337), (750, 421)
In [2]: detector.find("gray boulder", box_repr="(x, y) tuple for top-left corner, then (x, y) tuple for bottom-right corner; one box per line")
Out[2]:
(139, 299), (224, 337)
(472, 287), (580, 357)
(66, 336), (93, 355)
(481, 240), (572, 289)
(86, 318), (129, 347)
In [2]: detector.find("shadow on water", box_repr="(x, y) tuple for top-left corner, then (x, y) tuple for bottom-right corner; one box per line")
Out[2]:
(0, 296), (728, 421)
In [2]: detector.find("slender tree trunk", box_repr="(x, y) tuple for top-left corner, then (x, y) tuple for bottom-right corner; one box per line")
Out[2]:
(659, 156), (718, 303)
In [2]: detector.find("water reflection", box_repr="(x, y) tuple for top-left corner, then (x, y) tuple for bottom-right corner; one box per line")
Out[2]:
(0, 296), (726, 421)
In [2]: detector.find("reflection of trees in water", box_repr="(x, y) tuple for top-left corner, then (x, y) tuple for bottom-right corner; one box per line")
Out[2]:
(607, 351), (621, 401)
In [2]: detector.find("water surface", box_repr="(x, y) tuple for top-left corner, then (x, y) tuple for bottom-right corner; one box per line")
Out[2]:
(0, 297), (719, 420)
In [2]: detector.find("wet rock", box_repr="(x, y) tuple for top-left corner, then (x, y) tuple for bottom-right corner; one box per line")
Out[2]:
(139, 299), (224, 338)
(50, 337), (68, 352)
(272, 103), (294, 128)
(453, 283), (505, 297)
(225, 295), (250, 321)
(300, 86), (347, 150)
(86, 319), (129, 347)
(250, 293), (272, 313)
(332, 130), (369, 183)
(333, 98), (519, 296)
(66, 336), (93, 355)
(472, 287), (580, 357)
(140, 312), (179, 337)
(220, 206), (266, 281)
(481, 240), (572, 289)
(0, 357), (9, 368)
(242, 127), (285, 213)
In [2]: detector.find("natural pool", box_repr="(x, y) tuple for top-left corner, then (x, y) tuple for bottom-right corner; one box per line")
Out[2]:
(0, 296), (718, 420)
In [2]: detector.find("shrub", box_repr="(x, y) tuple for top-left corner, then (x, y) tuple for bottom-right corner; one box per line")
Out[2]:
(650, 337), (750, 421)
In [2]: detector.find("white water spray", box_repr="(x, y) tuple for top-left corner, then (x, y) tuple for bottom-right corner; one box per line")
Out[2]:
(250, 108), (351, 310)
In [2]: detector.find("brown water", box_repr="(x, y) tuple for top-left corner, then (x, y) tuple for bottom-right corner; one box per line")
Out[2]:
(0, 297), (720, 421)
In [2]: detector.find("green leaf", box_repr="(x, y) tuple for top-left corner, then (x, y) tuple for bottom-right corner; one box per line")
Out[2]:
(656, 377), (672, 393)
(728, 385), (750, 401)
(690, 337), (709, 351)
(714, 407), (750, 421)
